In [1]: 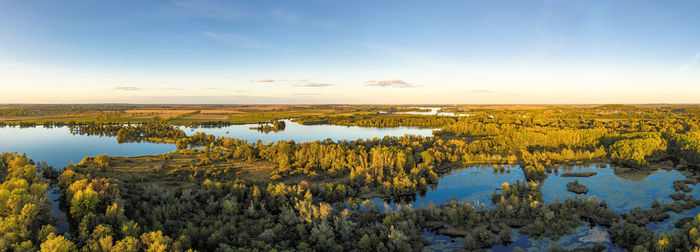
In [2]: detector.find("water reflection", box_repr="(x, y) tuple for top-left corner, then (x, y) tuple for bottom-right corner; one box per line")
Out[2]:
(0, 126), (176, 168)
(422, 225), (623, 251)
(48, 186), (70, 234)
(180, 119), (435, 143)
(373, 165), (525, 210)
(396, 107), (471, 117)
(541, 165), (686, 214)
(646, 205), (700, 233)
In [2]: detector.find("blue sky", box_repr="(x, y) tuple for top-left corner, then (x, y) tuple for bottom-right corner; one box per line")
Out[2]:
(1, 0), (699, 103)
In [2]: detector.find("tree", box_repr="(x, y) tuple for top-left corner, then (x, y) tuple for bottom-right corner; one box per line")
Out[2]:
(70, 187), (99, 221)
(113, 236), (140, 252)
(40, 233), (76, 252)
(140, 231), (172, 252)
(94, 155), (110, 168)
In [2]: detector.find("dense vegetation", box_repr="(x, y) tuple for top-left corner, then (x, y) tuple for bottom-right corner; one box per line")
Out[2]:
(294, 114), (459, 128)
(0, 153), (66, 251)
(250, 120), (286, 133)
(4, 104), (700, 251)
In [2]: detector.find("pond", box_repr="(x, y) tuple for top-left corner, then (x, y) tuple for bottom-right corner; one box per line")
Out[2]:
(541, 165), (690, 214)
(373, 164), (695, 215)
(646, 205), (700, 234)
(423, 225), (623, 251)
(381, 164), (697, 250)
(374, 165), (525, 210)
(180, 119), (435, 143)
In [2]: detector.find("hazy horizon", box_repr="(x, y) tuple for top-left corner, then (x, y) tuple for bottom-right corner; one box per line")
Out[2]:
(2, 0), (699, 104)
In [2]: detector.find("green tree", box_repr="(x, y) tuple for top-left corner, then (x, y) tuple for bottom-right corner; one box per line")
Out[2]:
(40, 233), (76, 252)
(140, 231), (172, 252)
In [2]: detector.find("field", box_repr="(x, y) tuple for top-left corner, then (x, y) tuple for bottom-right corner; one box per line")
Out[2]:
(0, 104), (394, 124)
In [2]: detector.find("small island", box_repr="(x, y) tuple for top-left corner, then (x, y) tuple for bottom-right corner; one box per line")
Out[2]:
(250, 120), (286, 133)
(567, 180), (589, 194)
(561, 172), (597, 177)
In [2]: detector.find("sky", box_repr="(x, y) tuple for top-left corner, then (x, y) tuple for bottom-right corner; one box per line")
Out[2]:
(1, 0), (699, 104)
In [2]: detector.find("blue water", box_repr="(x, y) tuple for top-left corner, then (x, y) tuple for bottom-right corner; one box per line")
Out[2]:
(407, 164), (695, 250)
(396, 107), (471, 117)
(48, 186), (70, 234)
(0, 126), (176, 168)
(423, 225), (623, 251)
(646, 206), (700, 234)
(541, 165), (686, 214)
(374, 164), (691, 215)
(181, 119), (435, 143)
(374, 165), (525, 210)
(490, 225), (623, 251)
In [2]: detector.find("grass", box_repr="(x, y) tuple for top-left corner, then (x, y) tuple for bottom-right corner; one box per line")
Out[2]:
(74, 152), (278, 189)
(72, 151), (378, 196)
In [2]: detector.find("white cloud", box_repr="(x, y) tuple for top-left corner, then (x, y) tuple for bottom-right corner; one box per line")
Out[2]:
(300, 82), (333, 87)
(364, 79), (415, 88)
(114, 86), (142, 91)
(295, 79), (333, 87)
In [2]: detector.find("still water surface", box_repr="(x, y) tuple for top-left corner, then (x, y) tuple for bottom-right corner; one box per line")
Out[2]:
(375, 164), (692, 214)
(541, 165), (690, 214)
(180, 119), (435, 142)
(0, 122), (433, 168)
(374, 164), (697, 250)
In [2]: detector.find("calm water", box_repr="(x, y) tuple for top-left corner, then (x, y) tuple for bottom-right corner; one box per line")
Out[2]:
(396, 107), (471, 117)
(0, 122), (434, 168)
(646, 206), (700, 233)
(415, 165), (524, 207)
(0, 126), (176, 168)
(48, 186), (70, 234)
(181, 119), (435, 143)
(374, 165), (525, 210)
(405, 164), (697, 250)
(423, 225), (623, 251)
(375, 164), (693, 214)
(541, 165), (688, 214)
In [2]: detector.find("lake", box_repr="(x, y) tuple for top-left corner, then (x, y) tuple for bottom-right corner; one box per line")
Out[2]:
(541, 165), (695, 214)
(375, 164), (694, 214)
(396, 107), (471, 117)
(0, 126), (176, 168)
(0, 122), (434, 168)
(373, 165), (524, 210)
(180, 119), (435, 143)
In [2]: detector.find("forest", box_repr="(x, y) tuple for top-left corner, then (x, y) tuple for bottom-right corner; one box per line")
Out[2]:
(3, 104), (700, 251)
